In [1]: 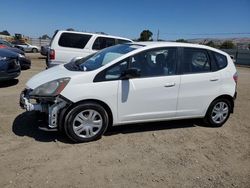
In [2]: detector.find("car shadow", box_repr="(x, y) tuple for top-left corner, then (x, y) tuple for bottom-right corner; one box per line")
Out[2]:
(0, 79), (19, 88)
(12, 112), (208, 143)
(12, 112), (73, 143)
(104, 119), (198, 136)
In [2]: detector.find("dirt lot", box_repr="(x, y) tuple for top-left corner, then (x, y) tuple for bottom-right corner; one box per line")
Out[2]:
(0, 53), (249, 188)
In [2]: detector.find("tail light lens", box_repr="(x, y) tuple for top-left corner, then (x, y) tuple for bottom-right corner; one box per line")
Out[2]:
(49, 49), (55, 60)
(233, 72), (238, 84)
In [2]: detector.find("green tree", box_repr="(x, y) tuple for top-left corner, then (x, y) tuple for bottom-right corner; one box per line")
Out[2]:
(205, 40), (216, 48)
(66, 28), (75, 31)
(138, 30), (153, 41)
(0, 30), (10, 36)
(175, 39), (188, 43)
(220, 41), (235, 49)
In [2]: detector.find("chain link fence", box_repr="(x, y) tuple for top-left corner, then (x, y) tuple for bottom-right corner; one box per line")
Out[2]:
(222, 49), (250, 66)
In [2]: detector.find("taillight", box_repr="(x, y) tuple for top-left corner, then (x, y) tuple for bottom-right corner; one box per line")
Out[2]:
(49, 49), (55, 60)
(233, 72), (238, 84)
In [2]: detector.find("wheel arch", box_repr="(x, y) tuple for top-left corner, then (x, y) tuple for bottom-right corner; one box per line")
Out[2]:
(207, 94), (234, 114)
(58, 99), (114, 132)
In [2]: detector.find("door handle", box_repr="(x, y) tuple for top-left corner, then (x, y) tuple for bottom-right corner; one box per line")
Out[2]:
(164, 83), (176, 87)
(210, 78), (219, 82)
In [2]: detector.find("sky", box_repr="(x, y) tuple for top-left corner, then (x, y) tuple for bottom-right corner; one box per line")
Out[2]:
(0, 0), (250, 40)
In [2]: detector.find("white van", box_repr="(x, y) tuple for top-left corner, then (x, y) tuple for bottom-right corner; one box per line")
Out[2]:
(47, 30), (133, 67)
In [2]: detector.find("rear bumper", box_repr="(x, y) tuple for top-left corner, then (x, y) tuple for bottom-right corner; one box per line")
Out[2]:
(234, 91), (237, 100)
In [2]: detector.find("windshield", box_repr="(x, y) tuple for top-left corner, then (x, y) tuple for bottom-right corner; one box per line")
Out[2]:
(64, 44), (143, 71)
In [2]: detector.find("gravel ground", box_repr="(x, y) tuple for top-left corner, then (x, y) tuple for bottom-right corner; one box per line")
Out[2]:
(0, 53), (249, 188)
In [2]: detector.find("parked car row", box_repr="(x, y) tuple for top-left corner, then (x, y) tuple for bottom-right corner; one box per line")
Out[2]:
(12, 41), (40, 53)
(0, 39), (31, 81)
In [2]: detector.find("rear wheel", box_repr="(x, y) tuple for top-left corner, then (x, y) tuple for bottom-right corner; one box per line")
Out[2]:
(64, 102), (109, 143)
(204, 98), (231, 127)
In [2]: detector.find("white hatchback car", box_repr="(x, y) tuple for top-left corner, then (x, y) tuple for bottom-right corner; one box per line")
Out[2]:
(20, 42), (237, 142)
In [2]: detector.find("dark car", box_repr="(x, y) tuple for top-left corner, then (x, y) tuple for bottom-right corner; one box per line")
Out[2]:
(40, 45), (50, 56)
(4, 48), (31, 70)
(0, 49), (21, 81)
(0, 39), (30, 69)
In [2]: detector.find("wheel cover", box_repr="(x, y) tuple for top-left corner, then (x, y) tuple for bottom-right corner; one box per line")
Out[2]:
(73, 109), (103, 138)
(211, 102), (229, 124)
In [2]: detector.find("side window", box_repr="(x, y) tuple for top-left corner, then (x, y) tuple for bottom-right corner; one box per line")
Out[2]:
(58, 33), (92, 49)
(92, 37), (116, 50)
(130, 48), (177, 77)
(182, 48), (211, 73)
(104, 60), (128, 80)
(117, 39), (131, 44)
(213, 52), (228, 69)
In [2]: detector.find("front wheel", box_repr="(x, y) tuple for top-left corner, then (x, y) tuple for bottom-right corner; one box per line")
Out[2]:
(64, 102), (109, 143)
(32, 48), (38, 53)
(204, 98), (231, 127)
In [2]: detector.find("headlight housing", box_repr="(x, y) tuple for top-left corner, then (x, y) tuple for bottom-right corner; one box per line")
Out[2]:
(0, 56), (7, 61)
(18, 54), (25, 58)
(30, 77), (70, 97)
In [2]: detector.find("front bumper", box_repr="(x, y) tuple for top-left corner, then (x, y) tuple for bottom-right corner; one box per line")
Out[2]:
(20, 89), (69, 129)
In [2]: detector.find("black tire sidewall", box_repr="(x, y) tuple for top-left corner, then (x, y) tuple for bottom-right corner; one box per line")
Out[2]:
(64, 103), (109, 143)
(32, 48), (38, 53)
(205, 98), (231, 127)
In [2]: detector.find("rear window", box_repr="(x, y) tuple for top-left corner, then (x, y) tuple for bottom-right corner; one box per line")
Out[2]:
(58, 33), (92, 49)
(213, 52), (228, 69)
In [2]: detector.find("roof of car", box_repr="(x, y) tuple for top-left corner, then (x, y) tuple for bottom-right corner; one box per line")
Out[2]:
(132, 41), (228, 56)
(59, 30), (133, 41)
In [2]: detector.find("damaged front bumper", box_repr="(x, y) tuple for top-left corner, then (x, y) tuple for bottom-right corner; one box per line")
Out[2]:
(20, 89), (70, 130)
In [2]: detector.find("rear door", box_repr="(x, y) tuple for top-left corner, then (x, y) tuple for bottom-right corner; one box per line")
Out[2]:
(177, 47), (221, 117)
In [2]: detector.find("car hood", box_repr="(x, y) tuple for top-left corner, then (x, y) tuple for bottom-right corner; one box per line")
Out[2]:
(26, 65), (83, 89)
(0, 48), (18, 58)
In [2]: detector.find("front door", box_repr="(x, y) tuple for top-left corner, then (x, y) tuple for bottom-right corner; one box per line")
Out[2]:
(117, 47), (181, 123)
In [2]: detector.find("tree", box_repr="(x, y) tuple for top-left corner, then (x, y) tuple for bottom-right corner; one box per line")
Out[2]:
(248, 44), (250, 50)
(220, 41), (235, 49)
(175, 39), (188, 43)
(205, 40), (216, 48)
(138, 30), (153, 41)
(66, 28), (75, 31)
(0, 30), (10, 36)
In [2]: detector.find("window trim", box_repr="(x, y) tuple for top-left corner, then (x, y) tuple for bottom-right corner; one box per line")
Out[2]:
(58, 32), (92, 49)
(180, 47), (213, 75)
(92, 36), (116, 50)
(211, 51), (228, 70)
(93, 47), (179, 82)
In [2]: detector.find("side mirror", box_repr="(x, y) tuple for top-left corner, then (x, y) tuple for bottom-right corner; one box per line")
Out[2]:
(121, 68), (141, 79)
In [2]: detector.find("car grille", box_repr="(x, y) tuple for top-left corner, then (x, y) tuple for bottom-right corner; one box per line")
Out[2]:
(7, 58), (20, 73)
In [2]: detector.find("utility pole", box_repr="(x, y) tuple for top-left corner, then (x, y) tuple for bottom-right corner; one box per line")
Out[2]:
(157, 29), (159, 41)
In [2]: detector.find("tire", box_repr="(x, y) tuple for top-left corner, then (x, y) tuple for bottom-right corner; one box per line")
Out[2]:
(32, 48), (38, 53)
(204, 98), (231, 127)
(64, 102), (109, 143)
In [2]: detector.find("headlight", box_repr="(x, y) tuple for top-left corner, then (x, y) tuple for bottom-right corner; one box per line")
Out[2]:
(30, 77), (70, 97)
(18, 54), (25, 58)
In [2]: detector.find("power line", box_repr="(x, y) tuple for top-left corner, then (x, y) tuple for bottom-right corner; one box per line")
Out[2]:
(160, 32), (250, 36)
